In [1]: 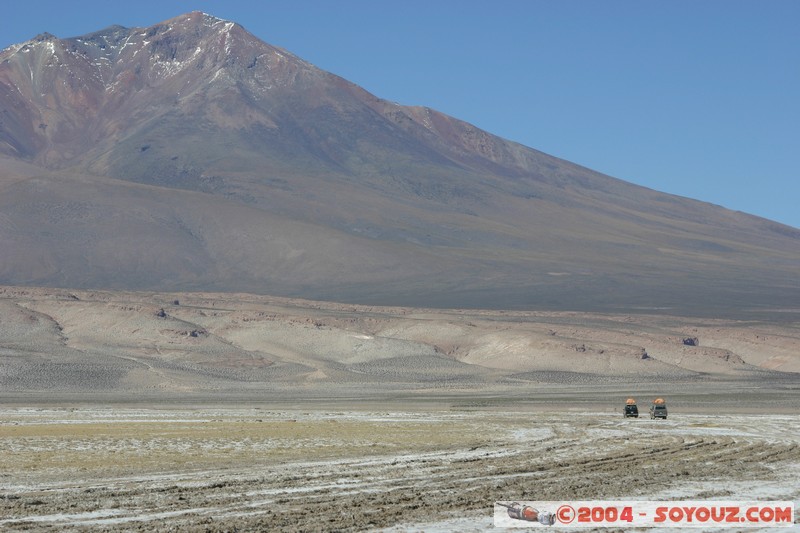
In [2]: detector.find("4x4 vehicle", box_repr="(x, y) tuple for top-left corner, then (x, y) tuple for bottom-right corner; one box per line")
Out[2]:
(649, 398), (668, 419)
(623, 398), (639, 418)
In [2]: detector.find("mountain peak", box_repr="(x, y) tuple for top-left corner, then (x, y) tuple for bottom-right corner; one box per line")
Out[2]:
(188, 11), (234, 26)
(33, 32), (58, 42)
(149, 11), (245, 41)
(155, 11), (231, 29)
(0, 11), (320, 164)
(0, 12), (798, 315)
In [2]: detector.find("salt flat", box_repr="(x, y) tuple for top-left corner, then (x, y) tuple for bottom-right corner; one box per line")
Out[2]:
(1, 286), (799, 530)
(1, 408), (798, 531)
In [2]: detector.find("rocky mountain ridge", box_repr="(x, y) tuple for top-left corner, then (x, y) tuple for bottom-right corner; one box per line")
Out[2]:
(1, 12), (798, 316)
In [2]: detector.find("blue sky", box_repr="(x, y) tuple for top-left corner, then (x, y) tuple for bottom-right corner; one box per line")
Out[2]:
(3, 1), (798, 228)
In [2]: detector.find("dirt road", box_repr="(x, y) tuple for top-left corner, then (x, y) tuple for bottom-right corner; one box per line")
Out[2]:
(1, 407), (798, 531)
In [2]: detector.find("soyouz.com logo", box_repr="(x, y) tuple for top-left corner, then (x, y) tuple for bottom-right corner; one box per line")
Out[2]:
(494, 501), (795, 528)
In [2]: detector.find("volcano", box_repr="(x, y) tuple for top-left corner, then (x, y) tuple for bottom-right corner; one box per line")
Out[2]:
(1, 12), (798, 316)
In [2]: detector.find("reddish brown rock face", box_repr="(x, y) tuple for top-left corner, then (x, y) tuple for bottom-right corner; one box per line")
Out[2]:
(0, 12), (798, 315)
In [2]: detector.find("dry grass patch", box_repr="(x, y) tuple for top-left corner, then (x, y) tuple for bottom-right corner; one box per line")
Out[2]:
(0, 412), (490, 482)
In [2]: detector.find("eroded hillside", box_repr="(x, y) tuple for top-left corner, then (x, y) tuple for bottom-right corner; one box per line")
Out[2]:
(2, 286), (798, 400)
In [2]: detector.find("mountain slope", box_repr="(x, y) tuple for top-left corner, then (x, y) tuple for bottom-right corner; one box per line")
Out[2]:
(1, 12), (798, 316)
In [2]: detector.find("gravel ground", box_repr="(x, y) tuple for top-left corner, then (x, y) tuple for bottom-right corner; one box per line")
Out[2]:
(1, 286), (799, 530)
(1, 407), (798, 532)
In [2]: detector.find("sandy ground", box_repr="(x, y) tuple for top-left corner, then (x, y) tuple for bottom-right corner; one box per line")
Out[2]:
(1, 286), (799, 530)
(2, 285), (799, 402)
(1, 407), (798, 532)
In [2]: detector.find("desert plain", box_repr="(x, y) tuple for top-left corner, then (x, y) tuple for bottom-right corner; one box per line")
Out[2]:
(1, 286), (799, 531)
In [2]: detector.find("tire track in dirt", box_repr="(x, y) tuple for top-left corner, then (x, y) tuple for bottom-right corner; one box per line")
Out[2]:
(40, 441), (794, 530)
(2, 412), (799, 532)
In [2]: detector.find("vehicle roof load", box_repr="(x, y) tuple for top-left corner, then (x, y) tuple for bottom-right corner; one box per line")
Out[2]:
(626, 398), (636, 405)
(653, 398), (666, 404)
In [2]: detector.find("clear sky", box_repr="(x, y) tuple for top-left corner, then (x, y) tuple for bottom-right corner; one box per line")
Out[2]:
(3, 1), (798, 228)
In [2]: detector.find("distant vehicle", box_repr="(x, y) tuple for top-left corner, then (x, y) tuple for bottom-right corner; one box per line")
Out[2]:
(650, 398), (668, 419)
(623, 397), (639, 418)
